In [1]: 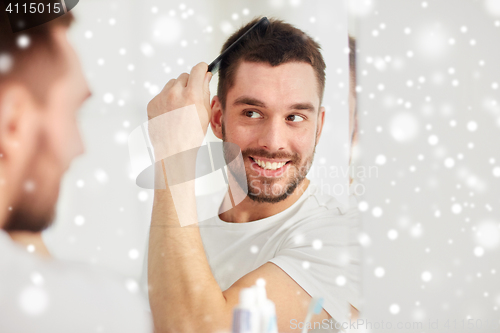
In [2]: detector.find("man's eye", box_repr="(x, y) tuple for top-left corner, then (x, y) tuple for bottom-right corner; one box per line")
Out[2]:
(244, 110), (262, 118)
(287, 114), (305, 122)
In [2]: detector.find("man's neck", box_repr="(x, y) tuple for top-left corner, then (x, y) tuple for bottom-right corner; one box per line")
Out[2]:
(8, 231), (52, 258)
(219, 178), (310, 223)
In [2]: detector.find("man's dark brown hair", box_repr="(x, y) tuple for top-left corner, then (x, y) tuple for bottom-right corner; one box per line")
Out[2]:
(217, 16), (326, 111)
(0, 0), (74, 105)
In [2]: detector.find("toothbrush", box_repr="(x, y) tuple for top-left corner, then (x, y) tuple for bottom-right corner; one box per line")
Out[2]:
(301, 297), (324, 333)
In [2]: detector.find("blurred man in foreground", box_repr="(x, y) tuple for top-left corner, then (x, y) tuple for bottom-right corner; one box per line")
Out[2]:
(0, 3), (152, 332)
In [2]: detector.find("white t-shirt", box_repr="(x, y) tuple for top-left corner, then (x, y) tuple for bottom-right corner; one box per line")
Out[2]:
(0, 230), (153, 333)
(140, 181), (361, 331)
(197, 181), (361, 329)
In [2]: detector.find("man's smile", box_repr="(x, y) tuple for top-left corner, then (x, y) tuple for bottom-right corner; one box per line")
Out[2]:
(249, 156), (291, 169)
(248, 156), (292, 177)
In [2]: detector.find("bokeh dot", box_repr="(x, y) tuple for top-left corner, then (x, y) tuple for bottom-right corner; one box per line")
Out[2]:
(467, 121), (478, 132)
(451, 203), (462, 214)
(74, 215), (85, 226)
(103, 93), (114, 104)
(125, 279), (139, 293)
(389, 304), (400, 314)
(335, 275), (346, 286)
(372, 206), (383, 217)
(374, 267), (385, 278)
(129, 249), (139, 260)
(428, 135), (439, 145)
(375, 155), (387, 165)
(358, 201), (369, 211)
(421, 271), (432, 282)
(475, 221), (500, 249)
(138, 191), (149, 202)
(388, 229), (398, 240)
(18, 287), (49, 315)
(312, 239), (323, 250)
(444, 158), (455, 168)
(389, 112), (419, 142)
(17, 35), (30, 48)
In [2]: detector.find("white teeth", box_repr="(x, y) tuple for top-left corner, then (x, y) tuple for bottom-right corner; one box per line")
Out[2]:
(253, 158), (287, 170)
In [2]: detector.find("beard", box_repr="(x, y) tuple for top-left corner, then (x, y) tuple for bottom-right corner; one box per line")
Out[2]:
(3, 203), (55, 233)
(3, 131), (58, 233)
(222, 121), (316, 204)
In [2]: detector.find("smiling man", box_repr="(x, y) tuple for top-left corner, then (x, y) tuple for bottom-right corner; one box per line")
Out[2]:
(146, 17), (360, 333)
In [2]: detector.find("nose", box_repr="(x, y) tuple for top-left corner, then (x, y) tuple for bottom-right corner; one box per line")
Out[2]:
(257, 116), (287, 152)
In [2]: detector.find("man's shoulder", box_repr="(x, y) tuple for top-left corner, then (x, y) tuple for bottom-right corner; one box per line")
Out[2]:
(295, 181), (360, 222)
(0, 235), (152, 332)
(0, 243), (126, 296)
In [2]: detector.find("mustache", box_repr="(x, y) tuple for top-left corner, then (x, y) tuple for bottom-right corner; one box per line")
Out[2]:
(241, 148), (300, 163)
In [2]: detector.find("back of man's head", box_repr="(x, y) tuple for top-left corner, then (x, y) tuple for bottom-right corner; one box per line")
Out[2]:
(216, 17), (326, 111)
(0, 0), (74, 105)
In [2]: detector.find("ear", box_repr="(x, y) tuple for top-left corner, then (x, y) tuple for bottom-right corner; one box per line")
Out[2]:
(0, 84), (40, 171)
(210, 95), (223, 140)
(315, 106), (326, 143)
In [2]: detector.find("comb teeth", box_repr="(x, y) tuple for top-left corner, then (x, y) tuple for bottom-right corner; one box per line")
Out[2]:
(207, 17), (269, 75)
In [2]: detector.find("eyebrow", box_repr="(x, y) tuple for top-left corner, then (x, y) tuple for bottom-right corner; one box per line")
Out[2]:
(232, 96), (316, 113)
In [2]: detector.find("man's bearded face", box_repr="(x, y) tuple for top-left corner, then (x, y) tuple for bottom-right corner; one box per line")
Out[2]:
(217, 61), (322, 204)
(3, 27), (88, 232)
(222, 120), (317, 204)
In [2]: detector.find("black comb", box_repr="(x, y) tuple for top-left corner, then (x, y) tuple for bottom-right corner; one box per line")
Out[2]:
(207, 17), (269, 74)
